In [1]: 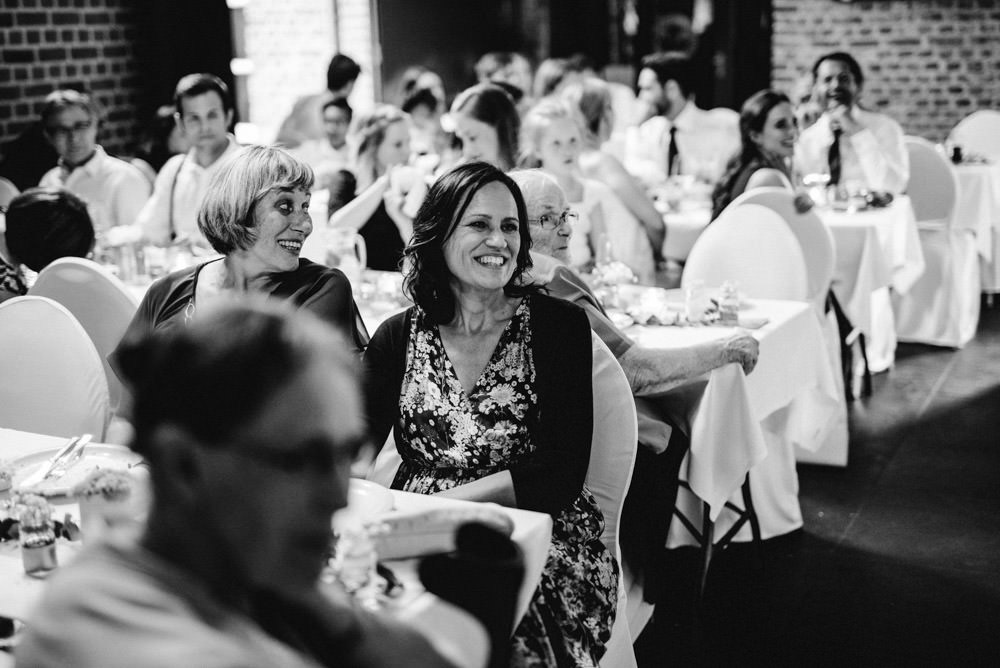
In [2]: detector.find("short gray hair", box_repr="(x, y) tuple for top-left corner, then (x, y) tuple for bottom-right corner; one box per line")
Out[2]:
(198, 145), (314, 255)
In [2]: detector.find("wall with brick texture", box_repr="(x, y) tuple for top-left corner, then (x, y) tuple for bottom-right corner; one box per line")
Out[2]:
(772, 0), (1000, 142)
(0, 0), (144, 156)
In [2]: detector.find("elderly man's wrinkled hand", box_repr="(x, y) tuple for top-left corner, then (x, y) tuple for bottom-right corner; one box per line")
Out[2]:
(724, 332), (760, 375)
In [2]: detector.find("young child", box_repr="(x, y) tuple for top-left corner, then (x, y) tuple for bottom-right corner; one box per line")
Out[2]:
(520, 100), (655, 283)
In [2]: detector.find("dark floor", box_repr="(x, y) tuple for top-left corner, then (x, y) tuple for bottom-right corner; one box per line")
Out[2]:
(635, 299), (1000, 667)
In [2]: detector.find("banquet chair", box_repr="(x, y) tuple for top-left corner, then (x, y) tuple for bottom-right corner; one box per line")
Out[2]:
(587, 334), (639, 668)
(0, 176), (18, 211)
(893, 136), (980, 348)
(948, 109), (1000, 160)
(0, 296), (109, 439)
(682, 203), (810, 301)
(29, 257), (140, 413)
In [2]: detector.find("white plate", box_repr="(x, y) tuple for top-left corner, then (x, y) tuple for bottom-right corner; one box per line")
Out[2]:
(346, 478), (394, 521)
(12, 444), (143, 497)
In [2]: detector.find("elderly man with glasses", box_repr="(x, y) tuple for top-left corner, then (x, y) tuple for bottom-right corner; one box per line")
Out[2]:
(511, 169), (759, 600)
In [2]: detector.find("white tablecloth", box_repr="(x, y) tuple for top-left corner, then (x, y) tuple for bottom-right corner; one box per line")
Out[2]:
(956, 162), (1000, 291)
(821, 197), (924, 372)
(627, 299), (843, 543)
(0, 428), (552, 630)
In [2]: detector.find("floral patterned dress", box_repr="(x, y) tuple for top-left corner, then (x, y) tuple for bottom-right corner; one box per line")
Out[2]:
(394, 298), (618, 667)
(0, 253), (27, 302)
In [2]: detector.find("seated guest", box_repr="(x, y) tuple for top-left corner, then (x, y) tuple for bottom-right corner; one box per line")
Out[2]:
(114, 145), (368, 358)
(520, 99), (656, 284)
(129, 74), (242, 249)
(624, 52), (739, 185)
(131, 104), (190, 186)
(403, 88), (447, 162)
(794, 51), (908, 194)
(16, 300), (468, 668)
(510, 170), (759, 598)
(449, 84), (520, 172)
(328, 105), (419, 271)
(0, 187), (95, 302)
(38, 90), (151, 236)
(710, 89), (800, 221)
(276, 53), (361, 149)
(473, 52), (534, 113)
(562, 78), (667, 261)
(291, 98), (353, 180)
(364, 162), (618, 665)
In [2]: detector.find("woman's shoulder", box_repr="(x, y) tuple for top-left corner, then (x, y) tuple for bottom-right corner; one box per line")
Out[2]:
(529, 292), (588, 326)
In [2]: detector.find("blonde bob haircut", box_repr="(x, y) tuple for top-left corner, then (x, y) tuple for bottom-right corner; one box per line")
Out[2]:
(197, 145), (314, 255)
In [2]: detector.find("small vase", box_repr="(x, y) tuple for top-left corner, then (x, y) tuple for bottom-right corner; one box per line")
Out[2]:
(20, 524), (58, 575)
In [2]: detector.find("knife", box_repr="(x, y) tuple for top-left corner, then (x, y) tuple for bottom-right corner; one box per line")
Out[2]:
(19, 435), (85, 489)
(46, 434), (93, 482)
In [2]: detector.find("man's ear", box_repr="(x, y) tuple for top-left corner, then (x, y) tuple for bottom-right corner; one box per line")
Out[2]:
(146, 424), (203, 503)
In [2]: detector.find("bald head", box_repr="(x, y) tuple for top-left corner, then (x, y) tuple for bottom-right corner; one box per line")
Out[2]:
(509, 170), (572, 263)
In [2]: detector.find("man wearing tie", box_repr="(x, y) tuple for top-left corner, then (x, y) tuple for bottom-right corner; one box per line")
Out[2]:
(795, 51), (909, 195)
(624, 52), (739, 186)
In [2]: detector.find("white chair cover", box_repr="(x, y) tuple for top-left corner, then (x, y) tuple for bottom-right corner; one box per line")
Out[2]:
(0, 176), (18, 211)
(730, 187), (848, 465)
(587, 334), (639, 668)
(682, 203), (810, 301)
(0, 296), (109, 439)
(29, 258), (139, 412)
(732, 187), (835, 312)
(949, 109), (1000, 160)
(893, 137), (980, 348)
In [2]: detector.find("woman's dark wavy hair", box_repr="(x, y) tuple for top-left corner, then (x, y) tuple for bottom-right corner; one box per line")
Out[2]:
(403, 161), (535, 324)
(710, 89), (791, 221)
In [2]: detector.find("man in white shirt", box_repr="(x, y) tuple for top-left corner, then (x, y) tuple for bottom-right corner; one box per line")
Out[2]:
(38, 90), (150, 235)
(624, 52), (739, 186)
(794, 51), (909, 195)
(276, 54), (361, 150)
(133, 73), (241, 248)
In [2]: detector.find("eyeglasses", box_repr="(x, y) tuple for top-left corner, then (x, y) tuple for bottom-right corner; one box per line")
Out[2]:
(46, 120), (95, 140)
(529, 209), (578, 230)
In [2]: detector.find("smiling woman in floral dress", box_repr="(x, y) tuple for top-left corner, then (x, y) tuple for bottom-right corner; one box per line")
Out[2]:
(363, 161), (617, 667)
(113, 145), (368, 365)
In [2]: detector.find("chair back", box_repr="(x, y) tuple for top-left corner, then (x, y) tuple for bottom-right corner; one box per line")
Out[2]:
(0, 176), (18, 211)
(0, 296), (109, 438)
(904, 136), (960, 227)
(587, 333), (638, 558)
(29, 257), (139, 411)
(732, 187), (835, 310)
(948, 109), (1000, 159)
(682, 202), (810, 300)
(587, 333), (638, 668)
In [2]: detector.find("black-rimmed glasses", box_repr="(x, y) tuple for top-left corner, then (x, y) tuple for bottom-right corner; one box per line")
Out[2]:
(529, 209), (578, 230)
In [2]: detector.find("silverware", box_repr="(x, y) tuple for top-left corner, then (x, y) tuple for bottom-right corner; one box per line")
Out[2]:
(46, 434), (93, 482)
(18, 434), (91, 489)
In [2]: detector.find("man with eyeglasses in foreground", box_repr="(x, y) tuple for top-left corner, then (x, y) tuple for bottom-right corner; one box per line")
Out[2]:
(38, 89), (150, 236)
(16, 300), (479, 668)
(511, 170), (759, 600)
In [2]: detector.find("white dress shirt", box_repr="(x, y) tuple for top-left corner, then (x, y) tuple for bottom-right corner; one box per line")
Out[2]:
(795, 107), (909, 194)
(136, 136), (241, 246)
(624, 100), (740, 185)
(39, 146), (151, 235)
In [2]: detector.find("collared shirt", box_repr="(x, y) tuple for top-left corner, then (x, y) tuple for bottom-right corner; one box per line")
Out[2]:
(135, 136), (241, 246)
(39, 146), (151, 235)
(795, 107), (909, 194)
(624, 100), (740, 185)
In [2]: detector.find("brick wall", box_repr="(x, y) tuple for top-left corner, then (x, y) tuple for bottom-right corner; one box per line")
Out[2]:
(772, 0), (1000, 142)
(0, 0), (145, 156)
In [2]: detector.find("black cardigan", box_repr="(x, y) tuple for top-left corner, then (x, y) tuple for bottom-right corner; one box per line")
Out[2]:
(362, 293), (594, 517)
